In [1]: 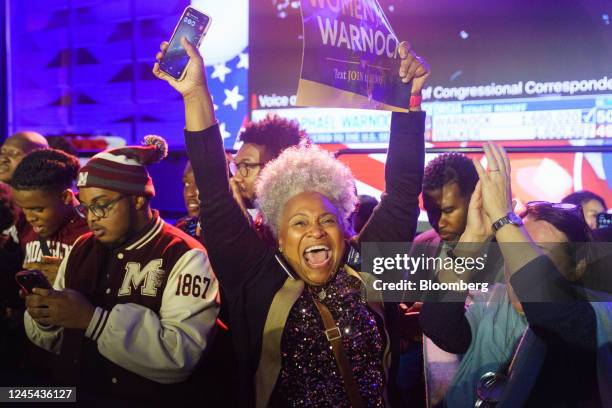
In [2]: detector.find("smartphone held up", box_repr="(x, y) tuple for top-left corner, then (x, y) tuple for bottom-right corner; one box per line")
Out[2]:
(159, 6), (212, 81)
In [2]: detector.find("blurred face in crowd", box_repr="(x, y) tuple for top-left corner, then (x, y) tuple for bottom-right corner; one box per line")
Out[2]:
(13, 188), (75, 239)
(0, 132), (47, 183)
(278, 192), (346, 286)
(232, 143), (270, 207)
(423, 182), (470, 242)
(78, 186), (140, 247)
(0, 139), (27, 183)
(582, 199), (605, 230)
(183, 163), (200, 218)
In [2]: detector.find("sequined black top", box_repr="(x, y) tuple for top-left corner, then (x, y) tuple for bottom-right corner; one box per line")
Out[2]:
(273, 270), (386, 406)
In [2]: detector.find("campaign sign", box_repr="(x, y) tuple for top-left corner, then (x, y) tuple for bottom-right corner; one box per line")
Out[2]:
(297, 0), (411, 111)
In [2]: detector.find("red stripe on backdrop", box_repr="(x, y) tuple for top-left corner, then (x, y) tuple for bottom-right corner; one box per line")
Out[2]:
(318, 144), (610, 212)
(319, 144), (386, 192)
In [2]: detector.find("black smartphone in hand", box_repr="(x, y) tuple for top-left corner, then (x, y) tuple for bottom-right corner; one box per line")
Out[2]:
(159, 6), (212, 81)
(15, 270), (52, 295)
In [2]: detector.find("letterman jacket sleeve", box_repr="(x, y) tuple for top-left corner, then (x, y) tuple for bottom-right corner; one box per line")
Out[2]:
(83, 247), (219, 384)
(23, 255), (68, 354)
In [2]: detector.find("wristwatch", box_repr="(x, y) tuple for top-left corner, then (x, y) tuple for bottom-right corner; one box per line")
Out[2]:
(492, 212), (523, 232)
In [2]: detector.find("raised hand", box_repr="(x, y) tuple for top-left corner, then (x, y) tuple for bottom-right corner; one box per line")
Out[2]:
(153, 37), (208, 99)
(472, 142), (513, 224)
(398, 41), (431, 95)
(461, 180), (494, 242)
(154, 36), (216, 131)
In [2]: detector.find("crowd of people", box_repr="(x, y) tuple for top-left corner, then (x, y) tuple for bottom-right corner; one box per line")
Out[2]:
(0, 37), (610, 407)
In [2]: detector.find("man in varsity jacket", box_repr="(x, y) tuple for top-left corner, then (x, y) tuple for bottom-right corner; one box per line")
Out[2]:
(23, 136), (219, 403)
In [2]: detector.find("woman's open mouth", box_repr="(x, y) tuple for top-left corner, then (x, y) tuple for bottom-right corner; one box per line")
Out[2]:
(303, 245), (332, 269)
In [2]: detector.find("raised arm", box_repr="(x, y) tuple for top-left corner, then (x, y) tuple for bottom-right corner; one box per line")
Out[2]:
(471, 142), (540, 274)
(153, 38), (271, 295)
(357, 42), (428, 244)
(475, 142), (596, 350)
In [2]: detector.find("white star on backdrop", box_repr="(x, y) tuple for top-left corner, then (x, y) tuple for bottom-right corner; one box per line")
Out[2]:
(219, 122), (231, 139)
(210, 63), (232, 83)
(223, 85), (244, 110)
(203, 46), (248, 149)
(237, 53), (249, 69)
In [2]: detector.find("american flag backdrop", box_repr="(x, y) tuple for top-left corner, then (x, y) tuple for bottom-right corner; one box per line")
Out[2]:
(204, 48), (249, 149)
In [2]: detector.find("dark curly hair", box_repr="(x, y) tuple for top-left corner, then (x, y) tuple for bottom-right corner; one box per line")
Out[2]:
(562, 190), (607, 210)
(423, 152), (478, 197)
(46, 135), (78, 157)
(239, 116), (310, 161)
(10, 148), (80, 192)
(0, 183), (16, 231)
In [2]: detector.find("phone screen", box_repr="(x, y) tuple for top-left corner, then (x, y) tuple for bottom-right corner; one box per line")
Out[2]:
(15, 270), (51, 294)
(159, 7), (210, 80)
(597, 212), (612, 229)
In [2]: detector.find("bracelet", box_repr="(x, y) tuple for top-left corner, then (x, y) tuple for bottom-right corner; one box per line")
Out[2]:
(409, 94), (422, 109)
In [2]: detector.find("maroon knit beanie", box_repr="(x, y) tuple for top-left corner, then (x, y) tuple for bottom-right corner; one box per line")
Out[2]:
(77, 135), (168, 197)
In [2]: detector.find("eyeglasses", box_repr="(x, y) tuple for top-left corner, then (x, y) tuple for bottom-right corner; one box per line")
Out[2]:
(526, 201), (578, 211)
(524, 201), (582, 216)
(77, 195), (126, 218)
(229, 161), (264, 178)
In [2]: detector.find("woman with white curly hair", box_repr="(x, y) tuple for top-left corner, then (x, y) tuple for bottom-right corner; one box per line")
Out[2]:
(255, 145), (359, 284)
(155, 38), (429, 407)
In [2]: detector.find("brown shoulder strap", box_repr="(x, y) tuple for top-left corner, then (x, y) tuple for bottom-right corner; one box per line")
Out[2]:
(313, 298), (365, 408)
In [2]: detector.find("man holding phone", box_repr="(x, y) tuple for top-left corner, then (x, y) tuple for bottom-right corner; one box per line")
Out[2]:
(23, 137), (219, 403)
(11, 149), (89, 283)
